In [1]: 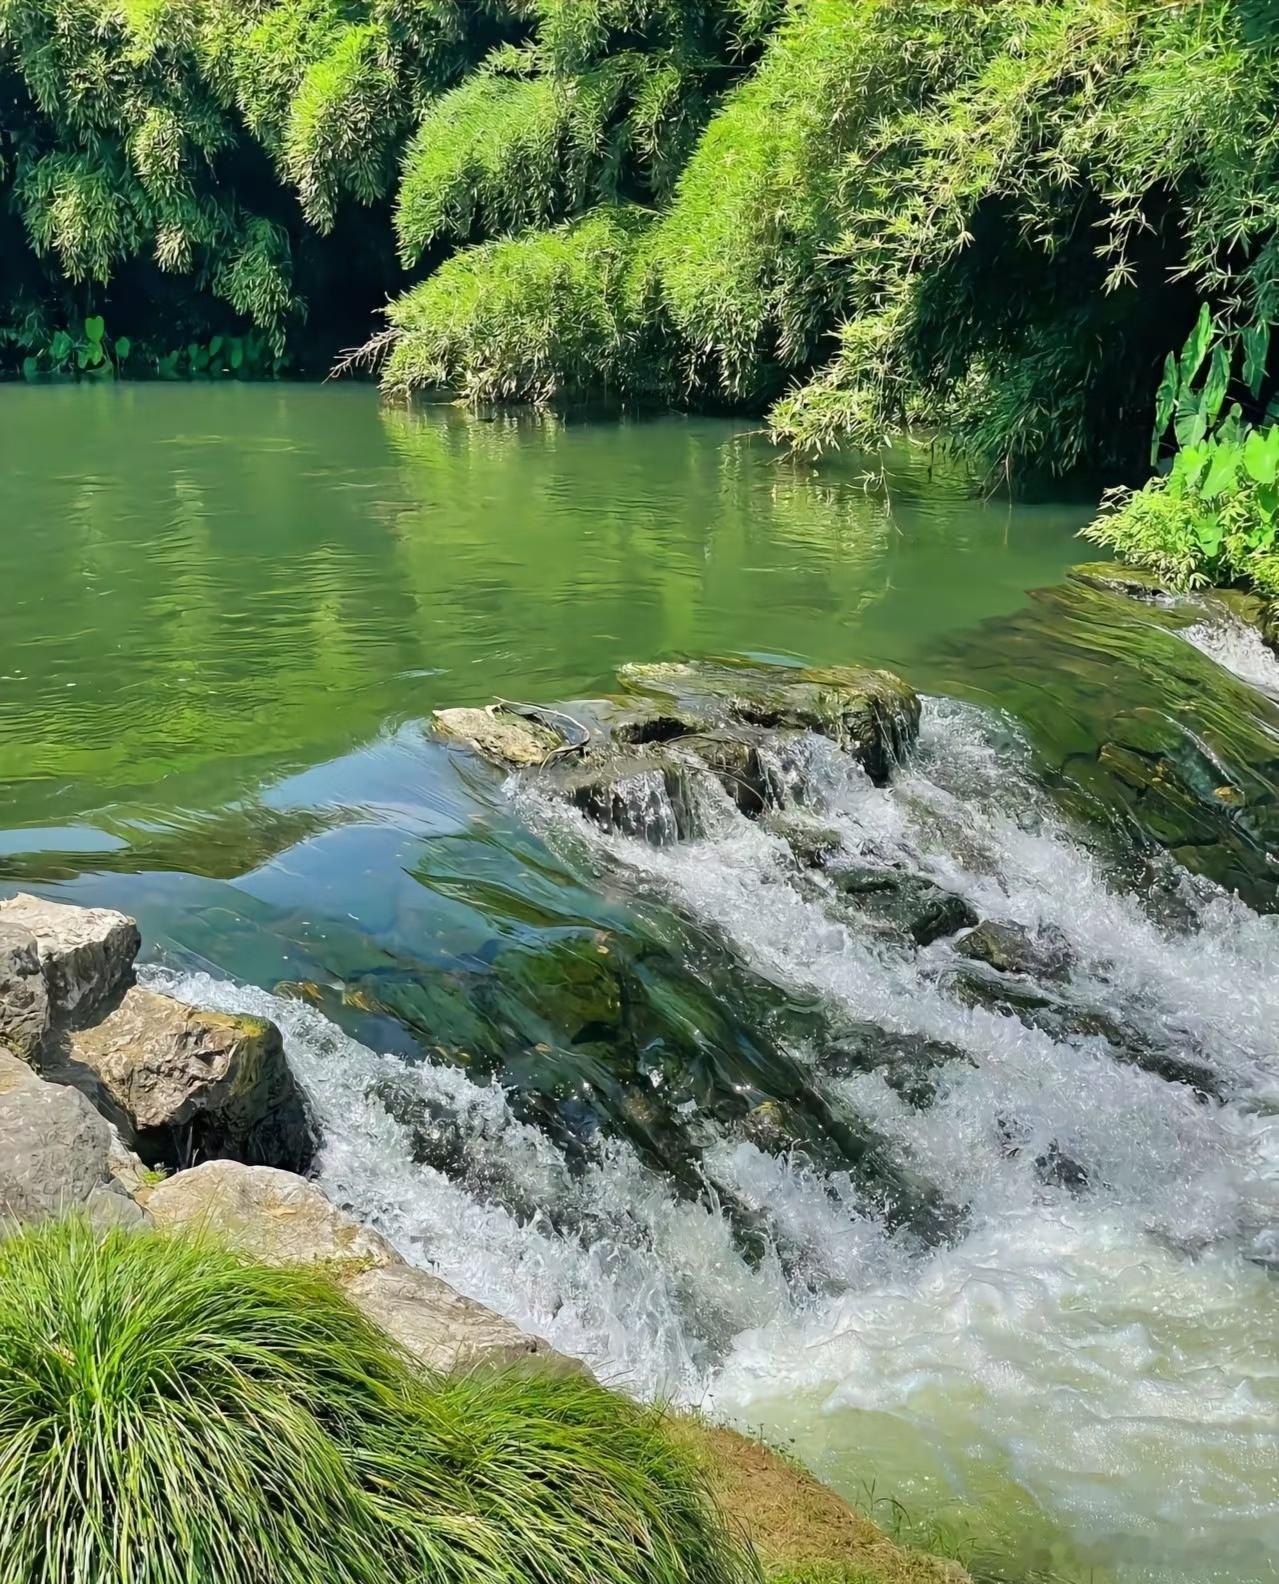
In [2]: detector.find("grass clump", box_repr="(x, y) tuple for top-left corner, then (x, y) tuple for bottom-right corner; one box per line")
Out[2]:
(0, 1218), (760, 1584)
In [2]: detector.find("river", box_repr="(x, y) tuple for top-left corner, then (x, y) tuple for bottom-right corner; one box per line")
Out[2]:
(2, 385), (1276, 1584)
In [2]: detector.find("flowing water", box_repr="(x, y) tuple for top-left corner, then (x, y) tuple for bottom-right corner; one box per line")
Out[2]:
(2, 385), (1277, 1584)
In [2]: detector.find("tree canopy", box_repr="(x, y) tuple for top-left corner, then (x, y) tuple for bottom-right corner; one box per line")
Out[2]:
(2, 0), (1277, 473)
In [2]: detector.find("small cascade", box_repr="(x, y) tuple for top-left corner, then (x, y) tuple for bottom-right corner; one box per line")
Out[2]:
(153, 655), (1279, 1584)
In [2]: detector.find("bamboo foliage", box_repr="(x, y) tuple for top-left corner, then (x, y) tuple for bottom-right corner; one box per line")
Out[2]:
(2, 0), (1276, 473)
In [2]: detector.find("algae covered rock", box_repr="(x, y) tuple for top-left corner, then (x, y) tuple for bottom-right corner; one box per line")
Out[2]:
(620, 659), (920, 784)
(66, 986), (315, 1172)
(938, 578), (1279, 910)
(1068, 562), (1172, 601)
(0, 893), (139, 1022)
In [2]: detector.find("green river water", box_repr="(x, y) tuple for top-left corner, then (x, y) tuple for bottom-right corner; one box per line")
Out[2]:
(2, 385), (1276, 1584)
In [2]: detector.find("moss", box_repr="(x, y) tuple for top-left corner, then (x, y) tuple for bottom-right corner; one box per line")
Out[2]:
(675, 1421), (968, 1584)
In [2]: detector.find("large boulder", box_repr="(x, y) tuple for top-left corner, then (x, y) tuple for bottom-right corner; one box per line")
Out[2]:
(66, 987), (314, 1173)
(0, 893), (139, 1023)
(0, 1048), (146, 1226)
(143, 1161), (555, 1372)
(0, 922), (50, 1065)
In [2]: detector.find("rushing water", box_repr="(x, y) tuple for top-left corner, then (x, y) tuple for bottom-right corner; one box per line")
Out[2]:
(2, 386), (1277, 1584)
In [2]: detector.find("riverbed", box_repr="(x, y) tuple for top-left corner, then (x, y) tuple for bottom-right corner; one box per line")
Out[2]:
(2, 385), (1276, 1584)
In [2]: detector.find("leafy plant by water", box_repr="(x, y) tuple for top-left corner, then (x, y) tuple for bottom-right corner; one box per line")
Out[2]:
(1085, 308), (1279, 594)
(0, 1218), (760, 1584)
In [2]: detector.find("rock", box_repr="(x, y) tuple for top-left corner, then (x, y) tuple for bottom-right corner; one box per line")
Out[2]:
(66, 986), (314, 1172)
(829, 866), (979, 946)
(954, 920), (1073, 982)
(764, 812), (846, 868)
(434, 705), (565, 766)
(619, 659), (920, 784)
(1068, 562), (1171, 601)
(143, 1161), (555, 1371)
(0, 922), (50, 1065)
(0, 1047), (116, 1222)
(822, 1023), (975, 1109)
(85, 1182), (152, 1230)
(345, 1264), (549, 1371)
(1209, 588), (1279, 654)
(951, 967), (1222, 1098)
(681, 731), (787, 818)
(545, 754), (697, 844)
(738, 1098), (802, 1154)
(0, 893), (139, 1023)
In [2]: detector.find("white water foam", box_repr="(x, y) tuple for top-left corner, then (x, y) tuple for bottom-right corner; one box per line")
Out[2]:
(145, 698), (1279, 1583)
(1181, 615), (1279, 696)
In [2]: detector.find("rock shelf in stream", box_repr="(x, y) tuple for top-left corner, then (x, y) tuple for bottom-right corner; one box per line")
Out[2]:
(939, 567), (1279, 910)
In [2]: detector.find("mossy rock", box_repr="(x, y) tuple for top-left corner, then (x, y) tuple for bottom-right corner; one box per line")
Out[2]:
(678, 1422), (968, 1584)
(619, 660), (920, 785)
(828, 867), (978, 947)
(1068, 562), (1172, 601)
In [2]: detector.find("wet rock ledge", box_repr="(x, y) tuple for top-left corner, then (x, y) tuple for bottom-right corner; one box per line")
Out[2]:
(435, 657), (920, 837)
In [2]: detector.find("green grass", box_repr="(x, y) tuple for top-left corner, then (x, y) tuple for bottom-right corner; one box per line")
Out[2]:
(0, 1219), (761, 1584)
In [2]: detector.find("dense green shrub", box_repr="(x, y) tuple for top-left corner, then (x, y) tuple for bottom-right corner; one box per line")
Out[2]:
(382, 204), (673, 404)
(0, 1218), (760, 1584)
(2, 0), (1276, 480)
(1084, 309), (1279, 594)
(377, 0), (1279, 474)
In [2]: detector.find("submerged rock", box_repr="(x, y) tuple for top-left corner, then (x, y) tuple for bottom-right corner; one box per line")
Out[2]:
(143, 1160), (555, 1371)
(938, 579), (1279, 910)
(951, 966), (1221, 1098)
(954, 919), (1073, 982)
(764, 811), (846, 867)
(822, 1023), (975, 1109)
(0, 893), (139, 1023)
(65, 986), (315, 1172)
(828, 865), (978, 946)
(0, 922), (50, 1066)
